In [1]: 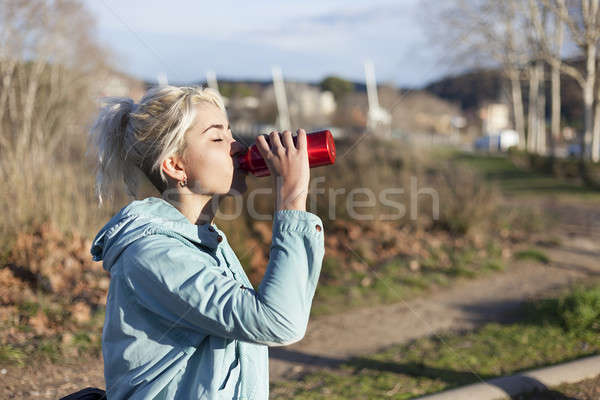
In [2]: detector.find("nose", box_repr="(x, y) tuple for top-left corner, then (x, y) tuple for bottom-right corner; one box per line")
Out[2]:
(230, 140), (246, 158)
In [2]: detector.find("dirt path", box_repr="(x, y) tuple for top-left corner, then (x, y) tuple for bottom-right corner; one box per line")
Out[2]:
(1, 198), (598, 399)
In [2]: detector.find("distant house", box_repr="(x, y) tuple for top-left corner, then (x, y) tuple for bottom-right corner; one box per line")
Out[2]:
(259, 82), (337, 127)
(479, 103), (510, 135)
(94, 69), (145, 101)
(474, 102), (520, 152)
(385, 90), (464, 135)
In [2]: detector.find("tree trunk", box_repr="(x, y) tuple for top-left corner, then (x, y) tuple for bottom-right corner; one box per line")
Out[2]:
(509, 70), (526, 150)
(583, 43), (596, 160)
(550, 12), (563, 157)
(537, 62), (546, 155)
(550, 63), (560, 152)
(592, 98), (600, 162)
(583, 82), (594, 160)
(528, 65), (539, 153)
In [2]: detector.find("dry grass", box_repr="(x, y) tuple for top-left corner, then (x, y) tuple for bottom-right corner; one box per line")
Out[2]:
(0, 150), (128, 257)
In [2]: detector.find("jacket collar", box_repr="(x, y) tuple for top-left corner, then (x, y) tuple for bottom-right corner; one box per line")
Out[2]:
(91, 197), (223, 265)
(131, 197), (223, 250)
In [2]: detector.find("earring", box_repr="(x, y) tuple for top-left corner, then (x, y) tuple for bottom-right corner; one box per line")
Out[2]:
(179, 176), (187, 187)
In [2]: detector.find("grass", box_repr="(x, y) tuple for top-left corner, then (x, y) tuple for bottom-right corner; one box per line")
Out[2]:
(514, 248), (550, 264)
(0, 329), (103, 366)
(0, 345), (26, 366)
(0, 296), (104, 366)
(271, 285), (600, 399)
(454, 152), (600, 200)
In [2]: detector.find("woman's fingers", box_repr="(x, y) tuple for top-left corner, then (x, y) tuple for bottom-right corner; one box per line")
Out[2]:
(256, 134), (271, 160)
(269, 130), (284, 154)
(282, 130), (294, 150)
(296, 129), (307, 151)
(255, 128), (308, 181)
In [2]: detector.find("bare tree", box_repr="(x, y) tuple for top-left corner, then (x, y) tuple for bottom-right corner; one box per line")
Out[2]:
(0, 0), (108, 163)
(551, 11), (565, 149)
(533, 0), (600, 161)
(432, 0), (531, 149)
(504, 0), (530, 151)
(525, 2), (550, 156)
(527, 60), (544, 153)
(0, 0), (110, 235)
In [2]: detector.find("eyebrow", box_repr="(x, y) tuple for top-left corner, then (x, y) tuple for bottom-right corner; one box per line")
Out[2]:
(202, 123), (230, 134)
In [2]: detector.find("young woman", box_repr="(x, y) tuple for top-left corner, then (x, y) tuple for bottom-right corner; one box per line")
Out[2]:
(89, 86), (324, 399)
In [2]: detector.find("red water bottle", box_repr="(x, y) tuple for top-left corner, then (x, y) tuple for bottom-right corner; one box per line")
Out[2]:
(237, 129), (336, 177)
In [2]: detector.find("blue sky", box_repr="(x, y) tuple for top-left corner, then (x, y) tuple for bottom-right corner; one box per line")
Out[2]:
(83, 0), (451, 87)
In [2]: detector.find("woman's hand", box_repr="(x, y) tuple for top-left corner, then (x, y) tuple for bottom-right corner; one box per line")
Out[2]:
(256, 129), (309, 211)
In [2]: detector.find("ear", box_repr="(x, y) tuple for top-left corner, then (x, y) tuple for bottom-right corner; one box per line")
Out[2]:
(161, 153), (186, 182)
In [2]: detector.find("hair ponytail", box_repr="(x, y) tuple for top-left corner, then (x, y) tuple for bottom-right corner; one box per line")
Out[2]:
(90, 97), (135, 205)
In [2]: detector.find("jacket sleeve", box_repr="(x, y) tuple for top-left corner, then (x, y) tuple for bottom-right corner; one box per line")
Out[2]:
(121, 210), (325, 346)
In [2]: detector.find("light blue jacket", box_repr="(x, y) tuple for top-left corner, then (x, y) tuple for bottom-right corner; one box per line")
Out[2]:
(91, 197), (325, 399)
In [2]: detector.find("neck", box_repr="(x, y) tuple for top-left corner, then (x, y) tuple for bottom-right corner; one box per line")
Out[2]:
(162, 190), (221, 225)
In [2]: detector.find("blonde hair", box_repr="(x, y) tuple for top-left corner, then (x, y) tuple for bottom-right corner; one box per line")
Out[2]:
(90, 85), (226, 204)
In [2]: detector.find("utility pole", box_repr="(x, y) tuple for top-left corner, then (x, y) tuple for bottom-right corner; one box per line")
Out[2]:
(364, 60), (391, 137)
(206, 70), (219, 93)
(272, 66), (291, 131)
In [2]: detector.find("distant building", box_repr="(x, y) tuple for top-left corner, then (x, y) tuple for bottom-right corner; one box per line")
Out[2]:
(479, 103), (510, 135)
(259, 82), (337, 127)
(292, 88), (336, 120)
(386, 90), (464, 135)
(94, 69), (145, 101)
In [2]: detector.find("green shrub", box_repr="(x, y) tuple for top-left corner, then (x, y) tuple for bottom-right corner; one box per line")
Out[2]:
(0, 345), (26, 365)
(527, 286), (600, 333)
(514, 249), (550, 264)
(558, 287), (600, 333)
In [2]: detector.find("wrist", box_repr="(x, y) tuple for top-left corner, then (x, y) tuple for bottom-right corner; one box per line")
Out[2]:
(278, 203), (306, 212)
(276, 192), (307, 212)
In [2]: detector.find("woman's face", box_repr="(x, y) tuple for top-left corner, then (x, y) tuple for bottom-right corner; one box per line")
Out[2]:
(181, 102), (247, 196)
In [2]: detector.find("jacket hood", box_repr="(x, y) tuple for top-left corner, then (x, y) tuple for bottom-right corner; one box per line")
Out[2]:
(91, 197), (223, 271)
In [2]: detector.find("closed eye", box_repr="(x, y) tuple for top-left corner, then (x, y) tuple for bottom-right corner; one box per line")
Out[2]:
(212, 139), (223, 142)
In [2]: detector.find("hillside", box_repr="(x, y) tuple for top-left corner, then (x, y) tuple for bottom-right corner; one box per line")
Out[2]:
(424, 60), (587, 129)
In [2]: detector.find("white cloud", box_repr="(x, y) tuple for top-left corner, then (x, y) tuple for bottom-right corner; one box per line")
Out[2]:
(237, 2), (418, 54)
(83, 0), (444, 86)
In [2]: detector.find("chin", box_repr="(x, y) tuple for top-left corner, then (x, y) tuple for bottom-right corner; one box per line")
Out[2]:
(226, 181), (247, 196)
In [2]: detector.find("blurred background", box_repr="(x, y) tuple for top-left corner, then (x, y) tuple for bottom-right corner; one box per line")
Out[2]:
(1, 0), (599, 399)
